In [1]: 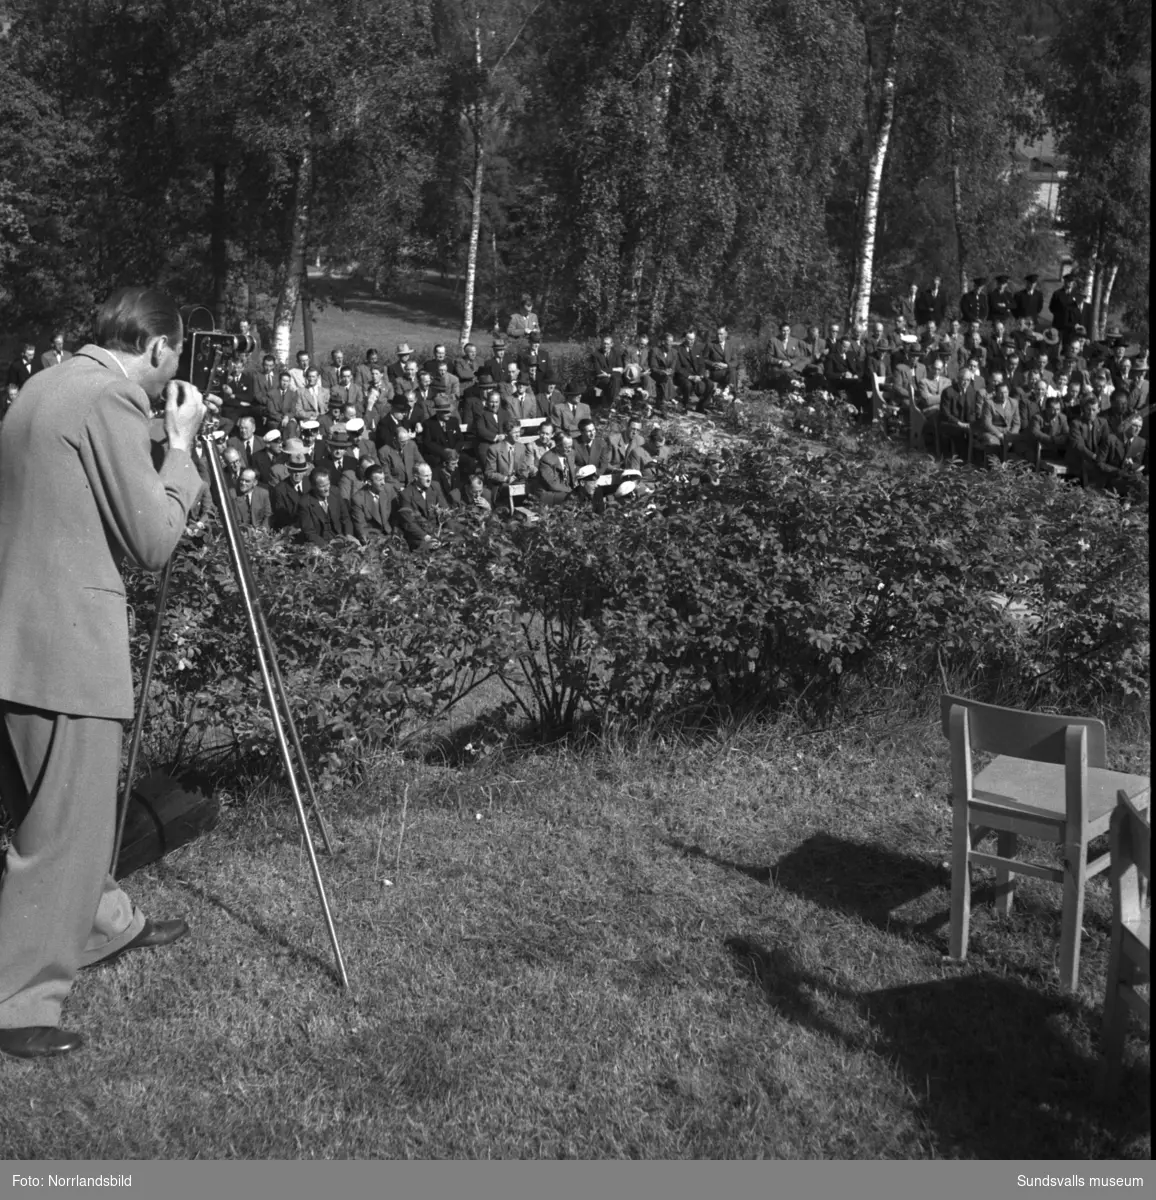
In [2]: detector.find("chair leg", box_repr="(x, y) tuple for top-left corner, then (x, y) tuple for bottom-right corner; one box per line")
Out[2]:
(1097, 928), (1129, 1100)
(949, 804), (973, 962)
(1058, 840), (1088, 992)
(995, 831), (1018, 917)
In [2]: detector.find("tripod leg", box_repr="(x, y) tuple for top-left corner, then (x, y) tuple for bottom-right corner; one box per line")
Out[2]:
(112, 553), (177, 876)
(227, 530), (336, 854)
(205, 438), (351, 990)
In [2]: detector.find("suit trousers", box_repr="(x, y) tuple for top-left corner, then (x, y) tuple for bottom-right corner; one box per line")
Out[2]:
(0, 703), (145, 1028)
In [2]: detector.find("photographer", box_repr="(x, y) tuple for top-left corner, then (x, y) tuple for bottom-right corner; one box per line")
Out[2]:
(0, 287), (207, 1059)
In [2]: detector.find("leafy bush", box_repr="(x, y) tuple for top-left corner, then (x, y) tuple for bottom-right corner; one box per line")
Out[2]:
(128, 434), (1148, 777)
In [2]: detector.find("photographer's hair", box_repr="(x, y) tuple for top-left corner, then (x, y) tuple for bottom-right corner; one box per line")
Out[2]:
(94, 288), (182, 354)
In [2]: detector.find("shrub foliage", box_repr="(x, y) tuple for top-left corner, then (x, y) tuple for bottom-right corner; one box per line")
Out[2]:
(127, 436), (1148, 779)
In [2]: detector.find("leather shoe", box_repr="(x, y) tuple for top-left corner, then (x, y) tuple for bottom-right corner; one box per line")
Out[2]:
(83, 917), (189, 969)
(0, 1026), (85, 1059)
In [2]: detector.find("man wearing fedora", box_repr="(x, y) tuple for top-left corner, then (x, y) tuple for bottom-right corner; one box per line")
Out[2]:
(550, 384), (592, 435)
(388, 342), (416, 384)
(269, 439), (315, 529)
(420, 395), (467, 470)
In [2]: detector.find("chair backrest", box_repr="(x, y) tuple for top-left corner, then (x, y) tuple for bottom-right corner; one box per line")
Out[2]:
(941, 694), (1107, 767)
(1113, 786), (1151, 886)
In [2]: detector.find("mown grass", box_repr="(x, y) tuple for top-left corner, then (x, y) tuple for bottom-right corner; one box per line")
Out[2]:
(1, 693), (1148, 1160)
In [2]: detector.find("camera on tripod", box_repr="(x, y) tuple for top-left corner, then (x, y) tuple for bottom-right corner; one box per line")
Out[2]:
(176, 305), (249, 393)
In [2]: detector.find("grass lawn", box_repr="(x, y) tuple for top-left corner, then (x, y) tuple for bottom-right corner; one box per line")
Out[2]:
(0, 701), (1148, 1160)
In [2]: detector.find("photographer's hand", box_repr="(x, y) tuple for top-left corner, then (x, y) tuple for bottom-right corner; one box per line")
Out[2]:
(163, 381), (207, 452)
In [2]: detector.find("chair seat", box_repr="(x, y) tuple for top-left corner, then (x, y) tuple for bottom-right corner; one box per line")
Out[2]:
(974, 759), (1150, 830)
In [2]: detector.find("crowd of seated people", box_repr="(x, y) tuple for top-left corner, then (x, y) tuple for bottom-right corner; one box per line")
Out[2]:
(2, 271), (1147, 550)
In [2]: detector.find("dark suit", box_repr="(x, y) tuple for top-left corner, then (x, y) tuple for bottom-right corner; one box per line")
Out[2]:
(959, 289), (989, 324)
(398, 481), (453, 549)
(350, 483), (397, 543)
(591, 347), (626, 405)
(6, 358), (34, 390)
(533, 449), (577, 505)
(298, 491), (353, 546)
(376, 442), (425, 489)
(227, 434), (263, 470)
(648, 346), (678, 408)
(915, 288), (947, 326)
(270, 475), (312, 529)
(674, 341), (712, 408)
(705, 338), (741, 390)
(1012, 286), (1044, 321)
(574, 436), (610, 473)
(421, 414), (466, 464)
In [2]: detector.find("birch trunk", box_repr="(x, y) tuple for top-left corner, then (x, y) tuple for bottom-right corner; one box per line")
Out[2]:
(301, 273), (315, 360)
(272, 139), (313, 365)
(210, 160), (228, 328)
(949, 111), (967, 296)
(1089, 263), (1103, 343)
(849, 1), (902, 331)
(459, 131), (484, 348)
(1097, 263), (1118, 339)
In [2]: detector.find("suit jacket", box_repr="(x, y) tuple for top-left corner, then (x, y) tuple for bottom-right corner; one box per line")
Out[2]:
(916, 375), (952, 411)
(1012, 286), (1044, 321)
(6, 358), (34, 389)
(550, 399), (592, 434)
(915, 288), (947, 326)
(769, 336), (805, 373)
(573, 436), (611, 473)
(591, 347), (626, 388)
(232, 485), (273, 530)
(329, 382), (365, 416)
(0, 346), (202, 719)
(350, 483), (397, 542)
(270, 475), (312, 529)
(959, 289), (989, 324)
(376, 442), (425, 489)
(298, 491), (353, 545)
(398, 482), (452, 546)
(453, 357), (479, 389)
(319, 362), (348, 391)
(227, 434), (264, 469)
(482, 439), (521, 486)
(980, 395), (1021, 437)
(648, 346), (678, 399)
(535, 449), (577, 494)
(295, 383), (329, 419)
(421, 414), (465, 463)
(39, 349), (72, 371)
(518, 347), (551, 379)
(674, 341), (708, 386)
(705, 339), (741, 388)
(987, 286), (1014, 322)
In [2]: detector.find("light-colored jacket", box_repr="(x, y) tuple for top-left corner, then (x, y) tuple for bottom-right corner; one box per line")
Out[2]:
(0, 345), (202, 719)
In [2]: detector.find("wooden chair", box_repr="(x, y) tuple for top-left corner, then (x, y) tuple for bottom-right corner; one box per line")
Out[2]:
(966, 425), (1009, 467)
(1033, 442), (1073, 478)
(941, 694), (1150, 992)
(1097, 788), (1151, 1098)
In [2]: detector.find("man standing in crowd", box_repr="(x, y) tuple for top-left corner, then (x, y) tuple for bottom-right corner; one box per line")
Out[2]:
(959, 277), (989, 325)
(0, 286), (207, 1059)
(506, 294), (541, 344)
(916, 275), (946, 328)
(7, 341), (36, 391)
(39, 332), (72, 372)
(1013, 273), (1044, 322)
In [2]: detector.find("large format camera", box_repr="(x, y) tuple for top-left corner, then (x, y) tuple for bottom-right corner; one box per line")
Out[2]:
(176, 304), (252, 393)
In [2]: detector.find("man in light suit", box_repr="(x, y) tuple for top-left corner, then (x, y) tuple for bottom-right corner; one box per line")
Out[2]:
(350, 464), (397, 544)
(39, 332), (72, 372)
(0, 287), (206, 1059)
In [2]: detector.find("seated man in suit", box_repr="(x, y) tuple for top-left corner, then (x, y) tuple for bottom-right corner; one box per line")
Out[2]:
(824, 334), (867, 419)
(39, 332), (72, 372)
(421, 395), (467, 471)
(767, 321), (806, 392)
(1029, 392), (1070, 464)
(1099, 413), (1148, 496)
(355, 348), (382, 393)
(573, 418), (610, 473)
(350, 463), (398, 544)
(319, 348), (347, 391)
(519, 331), (551, 381)
(376, 423), (426, 491)
(398, 462), (455, 551)
(388, 342), (416, 384)
(227, 414), (263, 470)
(591, 332), (626, 409)
(232, 467), (272, 530)
(974, 379), (1021, 467)
(551, 385), (592, 435)
(533, 432), (578, 506)
(432, 361), (461, 414)
(648, 333), (679, 414)
(705, 324), (741, 393)
(938, 365), (985, 461)
(453, 343), (480, 393)
(674, 327), (712, 411)
(481, 418), (523, 507)
(423, 343), (452, 377)
(269, 447), (314, 530)
(329, 365), (365, 418)
(298, 468), (353, 547)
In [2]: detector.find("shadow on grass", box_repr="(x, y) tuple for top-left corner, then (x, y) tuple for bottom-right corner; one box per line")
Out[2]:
(724, 936), (1150, 1158)
(770, 832), (949, 943)
(665, 835), (772, 884)
(163, 871), (345, 989)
